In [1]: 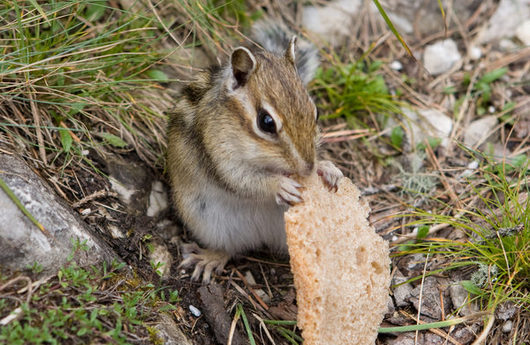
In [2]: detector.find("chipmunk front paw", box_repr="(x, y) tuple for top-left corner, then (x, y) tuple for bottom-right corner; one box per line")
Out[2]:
(179, 242), (230, 283)
(317, 160), (343, 192)
(275, 175), (303, 206)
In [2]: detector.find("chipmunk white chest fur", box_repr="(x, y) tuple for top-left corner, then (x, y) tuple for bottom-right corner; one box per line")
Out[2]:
(167, 28), (342, 282)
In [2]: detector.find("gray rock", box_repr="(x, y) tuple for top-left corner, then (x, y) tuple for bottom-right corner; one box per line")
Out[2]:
(496, 301), (517, 321)
(463, 115), (498, 148)
(387, 333), (415, 345)
(106, 157), (150, 212)
(410, 277), (450, 319)
(502, 320), (513, 333)
(449, 283), (478, 316)
(476, 0), (530, 44)
(392, 269), (413, 307)
(515, 19), (530, 45)
(302, 0), (361, 46)
(153, 313), (193, 345)
(0, 154), (116, 275)
(423, 39), (461, 75)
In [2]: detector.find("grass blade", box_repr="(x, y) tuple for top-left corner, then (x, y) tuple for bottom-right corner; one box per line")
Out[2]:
(0, 174), (51, 237)
(372, 0), (415, 61)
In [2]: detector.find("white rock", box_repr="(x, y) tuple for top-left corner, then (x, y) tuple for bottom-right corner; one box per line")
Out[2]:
(147, 180), (169, 218)
(109, 177), (136, 204)
(476, 0), (530, 44)
(515, 19), (530, 45)
(149, 243), (173, 279)
(302, 0), (361, 46)
(401, 107), (453, 148)
(107, 224), (125, 239)
(423, 39), (461, 75)
(499, 38), (518, 51)
(189, 305), (201, 317)
(464, 115), (498, 147)
(468, 45), (482, 60)
(502, 320), (513, 333)
(390, 60), (403, 71)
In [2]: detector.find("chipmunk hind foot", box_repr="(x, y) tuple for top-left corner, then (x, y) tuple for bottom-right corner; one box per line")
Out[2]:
(179, 242), (231, 283)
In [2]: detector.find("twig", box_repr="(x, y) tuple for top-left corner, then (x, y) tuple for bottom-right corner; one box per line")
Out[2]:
(234, 269), (269, 310)
(71, 190), (118, 208)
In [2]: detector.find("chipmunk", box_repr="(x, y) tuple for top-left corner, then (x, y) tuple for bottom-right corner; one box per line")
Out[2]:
(167, 22), (343, 283)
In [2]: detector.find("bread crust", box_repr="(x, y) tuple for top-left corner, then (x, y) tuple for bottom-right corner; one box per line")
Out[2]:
(285, 174), (390, 345)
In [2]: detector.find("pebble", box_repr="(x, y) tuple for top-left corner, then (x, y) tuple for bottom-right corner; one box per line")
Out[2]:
(189, 305), (201, 317)
(515, 19), (530, 45)
(463, 115), (498, 147)
(468, 45), (482, 60)
(423, 39), (461, 75)
(476, 0), (530, 44)
(146, 180), (169, 218)
(502, 320), (513, 333)
(390, 60), (403, 71)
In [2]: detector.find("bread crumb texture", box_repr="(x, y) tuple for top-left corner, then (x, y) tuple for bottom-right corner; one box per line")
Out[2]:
(285, 174), (390, 345)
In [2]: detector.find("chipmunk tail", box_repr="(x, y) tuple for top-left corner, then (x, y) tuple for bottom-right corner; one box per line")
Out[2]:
(252, 19), (319, 85)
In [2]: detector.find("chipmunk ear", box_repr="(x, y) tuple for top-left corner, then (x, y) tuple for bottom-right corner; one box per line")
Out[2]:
(230, 47), (256, 88)
(285, 36), (297, 65)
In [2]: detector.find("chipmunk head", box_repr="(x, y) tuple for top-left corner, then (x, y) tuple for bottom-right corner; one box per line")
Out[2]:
(222, 37), (318, 177)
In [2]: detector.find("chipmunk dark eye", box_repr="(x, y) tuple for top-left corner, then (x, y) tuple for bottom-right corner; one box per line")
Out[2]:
(257, 109), (276, 134)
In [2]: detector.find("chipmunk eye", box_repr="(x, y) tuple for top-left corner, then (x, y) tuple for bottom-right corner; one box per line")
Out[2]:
(257, 108), (276, 134)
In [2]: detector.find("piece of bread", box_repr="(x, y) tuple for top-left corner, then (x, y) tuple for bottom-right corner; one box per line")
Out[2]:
(285, 174), (390, 345)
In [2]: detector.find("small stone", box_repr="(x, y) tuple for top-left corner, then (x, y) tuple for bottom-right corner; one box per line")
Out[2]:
(499, 38), (518, 51)
(463, 115), (498, 148)
(496, 301), (517, 321)
(449, 283), (478, 316)
(502, 320), (513, 333)
(390, 60), (403, 71)
(488, 106), (496, 113)
(189, 305), (201, 317)
(410, 277), (449, 319)
(302, 0), (361, 46)
(476, 0), (530, 44)
(107, 224), (125, 239)
(392, 269), (413, 307)
(469, 45), (482, 60)
(423, 39), (461, 75)
(515, 19), (530, 45)
(153, 313), (193, 345)
(462, 160), (479, 177)
(147, 181), (169, 218)
(149, 243), (173, 279)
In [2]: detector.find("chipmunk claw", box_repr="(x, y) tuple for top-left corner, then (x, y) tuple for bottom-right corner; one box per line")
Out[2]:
(179, 242), (230, 283)
(275, 176), (303, 206)
(317, 160), (343, 192)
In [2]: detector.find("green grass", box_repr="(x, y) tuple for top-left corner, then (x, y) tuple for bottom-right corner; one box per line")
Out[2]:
(313, 58), (403, 132)
(399, 151), (529, 314)
(0, 0), (252, 173)
(0, 258), (180, 345)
